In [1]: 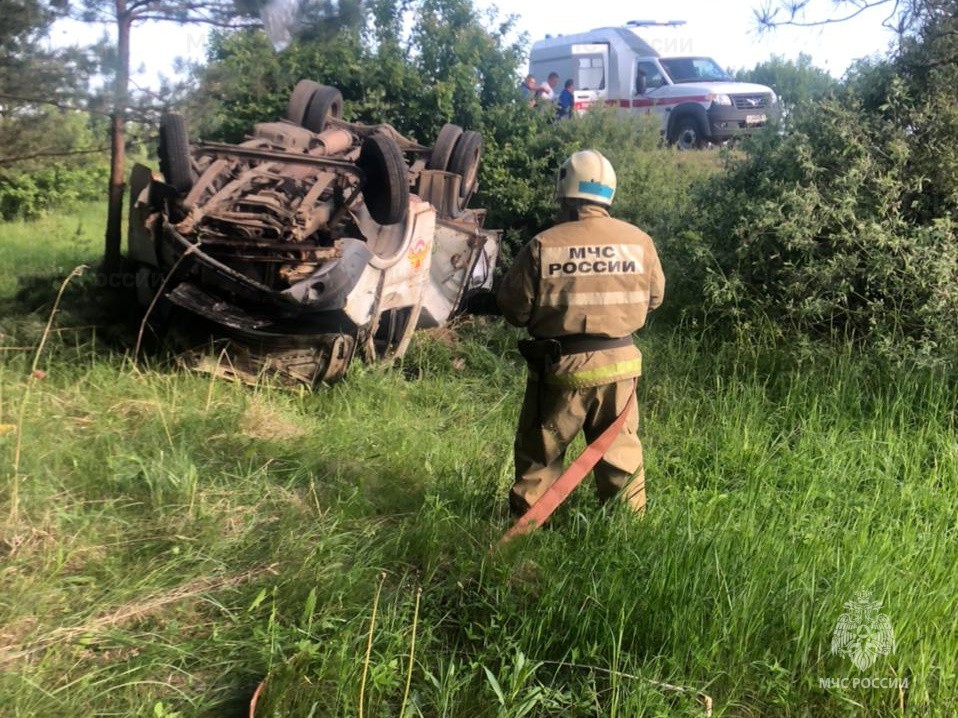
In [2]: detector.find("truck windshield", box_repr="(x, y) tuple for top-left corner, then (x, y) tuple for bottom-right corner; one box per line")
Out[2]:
(659, 57), (731, 83)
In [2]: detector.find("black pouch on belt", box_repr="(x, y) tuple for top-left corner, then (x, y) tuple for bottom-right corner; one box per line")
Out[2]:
(517, 338), (561, 371)
(517, 339), (561, 419)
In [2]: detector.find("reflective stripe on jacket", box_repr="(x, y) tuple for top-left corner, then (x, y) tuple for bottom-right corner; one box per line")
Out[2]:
(497, 204), (664, 388)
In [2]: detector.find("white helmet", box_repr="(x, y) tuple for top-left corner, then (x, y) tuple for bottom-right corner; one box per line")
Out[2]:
(556, 150), (616, 206)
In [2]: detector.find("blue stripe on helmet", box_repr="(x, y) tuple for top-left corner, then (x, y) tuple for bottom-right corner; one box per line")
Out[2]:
(578, 180), (614, 199)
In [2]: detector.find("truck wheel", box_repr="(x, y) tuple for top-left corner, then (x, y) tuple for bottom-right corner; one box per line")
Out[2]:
(671, 116), (706, 150)
(287, 79), (320, 124)
(158, 113), (193, 193)
(358, 134), (409, 226)
(427, 123), (463, 171)
(448, 130), (483, 199)
(303, 85), (343, 133)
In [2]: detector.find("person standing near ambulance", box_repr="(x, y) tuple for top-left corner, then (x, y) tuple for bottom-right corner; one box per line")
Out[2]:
(497, 150), (664, 517)
(536, 72), (560, 102)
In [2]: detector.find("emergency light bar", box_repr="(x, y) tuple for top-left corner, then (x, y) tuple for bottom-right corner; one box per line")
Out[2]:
(626, 20), (687, 27)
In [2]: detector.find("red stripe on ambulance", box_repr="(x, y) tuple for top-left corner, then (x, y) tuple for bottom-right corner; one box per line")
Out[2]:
(574, 96), (710, 111)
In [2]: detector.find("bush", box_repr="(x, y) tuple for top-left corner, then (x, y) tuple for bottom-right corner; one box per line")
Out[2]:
(669, 94), (958, 361)
(0, 109), (110, 220)
(664, 10), (958, 362)
(0, 163), (108, 220)
(478, 107), (722, 261)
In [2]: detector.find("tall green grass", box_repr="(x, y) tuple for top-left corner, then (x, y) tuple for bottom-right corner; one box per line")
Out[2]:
(0, 203), (102, 296)
(0, 208), (955, 717)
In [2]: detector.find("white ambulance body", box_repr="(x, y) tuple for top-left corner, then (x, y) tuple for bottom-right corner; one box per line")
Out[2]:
(529, 21), (779, 148)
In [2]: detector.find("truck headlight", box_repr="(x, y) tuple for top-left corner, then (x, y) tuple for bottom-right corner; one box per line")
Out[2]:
(709, 93), (732, 106)
(770, 92), (779, 105)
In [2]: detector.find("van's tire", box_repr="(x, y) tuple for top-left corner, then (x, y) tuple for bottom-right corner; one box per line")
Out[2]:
(287, 79), (321, 124)
(448, 130), (483, 199)
(303, 85), (343, 133)
(158, 113), (193, 194)
(427, 123), (463, 171)
(358, 134), (409, 226)
(670, 115), (707, 150)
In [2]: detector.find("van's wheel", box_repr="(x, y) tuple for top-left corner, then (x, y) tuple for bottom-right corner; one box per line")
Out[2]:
(303, 85), (343, 133)
(427, 123), (463, 171)
(158, 113), (193, 193)
(358, 134), (409, 225)
(448, 130), (483, 199)
(671, 116), (706, 150)
(287, 79), (320, 124)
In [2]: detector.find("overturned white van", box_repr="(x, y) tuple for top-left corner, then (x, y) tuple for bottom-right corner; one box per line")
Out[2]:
(530, 21), (780, 149)
(127, 81), (500, 387)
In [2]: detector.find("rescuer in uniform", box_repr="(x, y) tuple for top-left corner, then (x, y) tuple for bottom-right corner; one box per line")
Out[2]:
(497, 150), (664, 516)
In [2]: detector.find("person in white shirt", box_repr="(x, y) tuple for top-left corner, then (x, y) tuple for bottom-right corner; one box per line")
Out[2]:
(537, 72), (560, 102)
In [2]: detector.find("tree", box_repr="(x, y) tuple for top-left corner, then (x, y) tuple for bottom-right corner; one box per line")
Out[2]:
(755, 0), (958, 57)
(659, 1), (958, 358)
(735, 53), (838, 110)
(262, 0), (364, 46)
(755, 0), (912, 32)
(0, 1), (110, 219)
(1, 1), (100, 161)
(69, 0), (262, 272)
(193, 0), (526, 144)
(895, 0), (958, 74)
(1, 0), (59, 109)
(757, 0), (957, 221)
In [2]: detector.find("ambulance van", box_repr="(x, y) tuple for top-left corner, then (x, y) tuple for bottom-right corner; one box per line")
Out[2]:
(529, 21), (779, 148)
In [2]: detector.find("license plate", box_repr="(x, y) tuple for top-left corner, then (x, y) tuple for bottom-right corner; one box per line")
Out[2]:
(746, 113), (767, 125)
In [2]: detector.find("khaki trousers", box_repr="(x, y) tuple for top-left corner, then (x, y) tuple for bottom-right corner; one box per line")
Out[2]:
(509, 377), (645, 516)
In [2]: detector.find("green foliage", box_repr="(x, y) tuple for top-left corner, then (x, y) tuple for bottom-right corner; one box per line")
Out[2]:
(194, 0), (527, 145)
(1, 1), (103, 218)
(1, 1), (103, 136)
(670, 9), (958, 360)
(0, 163), (107, 220)
(478, 108), (722, 260)
(735, 53), (838, 110)
(411, 0), (525, 130)
(0, 104), (111, 220)
(0, 0), (92, 105)
(671, 92), (958, 359)
(0, 202), (99, 299)
(1, 212), (956, 716)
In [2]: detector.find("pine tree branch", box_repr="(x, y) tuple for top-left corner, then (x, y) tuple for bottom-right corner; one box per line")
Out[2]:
(0, 93), (110, 116)
(0, 146), (110, 166)
(756, 0), (898, 30)
(133, 14), (260, 27)
(127, 0), (260, 22)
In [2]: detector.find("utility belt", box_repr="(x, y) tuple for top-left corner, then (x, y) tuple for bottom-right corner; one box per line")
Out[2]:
(517, 334), (633, 368)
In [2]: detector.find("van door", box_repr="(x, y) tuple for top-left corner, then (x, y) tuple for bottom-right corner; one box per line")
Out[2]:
(635, 58), (671, 132)
(570, 43), (608, 113)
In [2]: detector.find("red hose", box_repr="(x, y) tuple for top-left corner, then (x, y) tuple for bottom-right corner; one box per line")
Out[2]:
(498, 388), (636, 544)
(248, 678), (266, 718)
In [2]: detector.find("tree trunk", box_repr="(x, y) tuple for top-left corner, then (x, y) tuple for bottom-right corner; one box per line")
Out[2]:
(103, 4), (131, 273)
